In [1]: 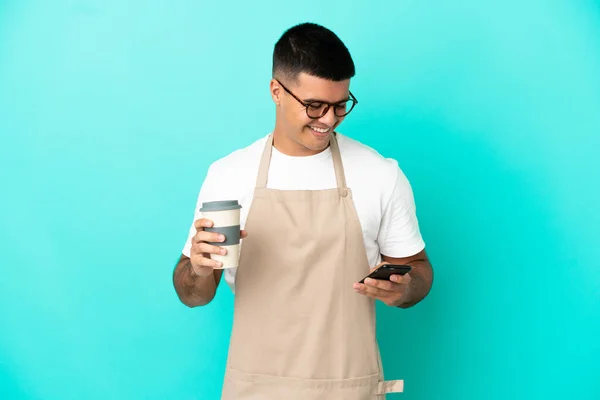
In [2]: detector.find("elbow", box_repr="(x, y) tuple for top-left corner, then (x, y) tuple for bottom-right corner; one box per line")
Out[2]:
(182, 297), (213, 308)
(174, 285), (216, 308)
(180, 297), (202, 308)
(399, 261), (434, 308)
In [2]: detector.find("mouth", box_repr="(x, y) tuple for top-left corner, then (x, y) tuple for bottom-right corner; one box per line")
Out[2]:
(308, 125), (332, 138)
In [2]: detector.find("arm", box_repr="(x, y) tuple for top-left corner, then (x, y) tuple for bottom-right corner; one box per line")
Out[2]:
(173, 254), (224, 307)
(381, 249), (433, 308)
(173, 217), (248, 307)
(354, 163), (432, 307)
(174, 164), (226, 308)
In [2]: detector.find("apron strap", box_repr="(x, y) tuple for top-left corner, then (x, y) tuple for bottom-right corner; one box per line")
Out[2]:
(376, 379), (405, 394)
(373, 339), (404, 395)
(255, 132), (348, 189)
(255, 134), (274, 189)
(329, 132), (347, 190)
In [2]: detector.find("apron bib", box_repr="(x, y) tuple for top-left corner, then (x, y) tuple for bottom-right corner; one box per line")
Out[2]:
(221, 133), (403, 399)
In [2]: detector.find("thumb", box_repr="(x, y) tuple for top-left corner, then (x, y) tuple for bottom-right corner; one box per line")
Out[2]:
(370, 261), (390, 272)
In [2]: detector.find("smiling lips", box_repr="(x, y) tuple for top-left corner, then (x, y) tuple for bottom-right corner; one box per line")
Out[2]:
(308, 125), (331, 136)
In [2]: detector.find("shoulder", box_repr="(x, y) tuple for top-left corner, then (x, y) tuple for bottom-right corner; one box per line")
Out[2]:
(337, 133), (414, 205)
(207, 134), (269, 177)
(206, 135), (268, 182)
(199, 134), (269, 201)
(337, 133), (402, 181)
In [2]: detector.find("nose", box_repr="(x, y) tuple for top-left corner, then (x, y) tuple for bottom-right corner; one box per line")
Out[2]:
(318, 106), (338, 127)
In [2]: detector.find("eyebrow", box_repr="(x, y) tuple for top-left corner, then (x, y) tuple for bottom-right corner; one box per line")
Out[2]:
(302, 96), (351, 104)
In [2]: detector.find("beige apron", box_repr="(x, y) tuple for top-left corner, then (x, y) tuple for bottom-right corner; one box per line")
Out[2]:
(221, 133), (404, 399)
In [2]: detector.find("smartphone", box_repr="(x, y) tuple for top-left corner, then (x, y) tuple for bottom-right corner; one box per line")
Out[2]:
(358, 264), (412, 284)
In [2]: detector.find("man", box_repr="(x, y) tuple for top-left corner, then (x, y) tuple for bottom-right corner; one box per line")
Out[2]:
(173, 22), (433, 399)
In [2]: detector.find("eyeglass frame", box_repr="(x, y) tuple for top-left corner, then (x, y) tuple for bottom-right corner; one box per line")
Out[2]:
(275, 79), (358, 119)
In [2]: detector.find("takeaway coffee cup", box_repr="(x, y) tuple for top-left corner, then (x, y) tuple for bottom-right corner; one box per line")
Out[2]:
(199, 200), (242, 268)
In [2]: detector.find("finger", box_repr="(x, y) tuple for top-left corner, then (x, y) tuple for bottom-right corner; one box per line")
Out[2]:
(194, 242), (227, 256)
(353, 285), (386, 302)
(390, 274), (410, 284)
(192, 255), (222, 270)
(353, 285), (402, 306)
(194, 218), (214, 231)
(193, 231), (225, 244)
(363, 278), (396, 292)
(354, 282), (392, 299)
(363, 284), (390, 298)
(203, 257), (223, 269)
(240, 230), (248, 239)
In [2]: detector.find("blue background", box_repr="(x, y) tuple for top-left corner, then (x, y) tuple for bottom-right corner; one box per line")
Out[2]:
(1, 1), (599, 399)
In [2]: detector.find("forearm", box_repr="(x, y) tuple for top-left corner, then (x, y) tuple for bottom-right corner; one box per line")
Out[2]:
(173, 256), (219, 307)
(398, 257), (433, 308)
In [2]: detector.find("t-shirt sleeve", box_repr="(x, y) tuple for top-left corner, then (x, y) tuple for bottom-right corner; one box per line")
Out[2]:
(181, 164), (218, 258)
(377, 167), (426, 258)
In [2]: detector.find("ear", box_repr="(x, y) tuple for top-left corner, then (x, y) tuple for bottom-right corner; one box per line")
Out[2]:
(270, 79), (282, 105)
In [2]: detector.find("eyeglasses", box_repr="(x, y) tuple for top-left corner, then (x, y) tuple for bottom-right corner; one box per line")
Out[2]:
(276, 79), (358, 119)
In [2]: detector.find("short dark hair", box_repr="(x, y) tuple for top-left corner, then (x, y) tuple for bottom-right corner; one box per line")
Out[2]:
(272, 22), (355, 83)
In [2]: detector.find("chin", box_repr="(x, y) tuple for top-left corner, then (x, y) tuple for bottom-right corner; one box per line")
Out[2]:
(301, 137), (329, 153)
(302, 127), (332, 149)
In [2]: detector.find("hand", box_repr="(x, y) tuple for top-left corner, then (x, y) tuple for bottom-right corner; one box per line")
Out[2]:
(353, 262), (412, 307)
(190, 218), (248, 277)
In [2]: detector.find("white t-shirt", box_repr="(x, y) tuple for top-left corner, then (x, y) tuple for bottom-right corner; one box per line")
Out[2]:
(182, 133), (425, 292)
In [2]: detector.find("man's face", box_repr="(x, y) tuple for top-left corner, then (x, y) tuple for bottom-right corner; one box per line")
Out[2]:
(271, 72), (351, 156)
